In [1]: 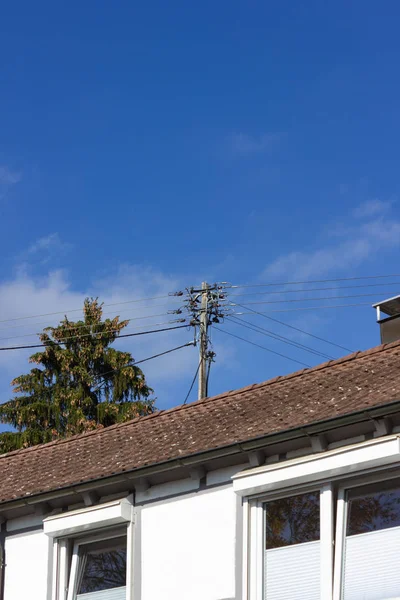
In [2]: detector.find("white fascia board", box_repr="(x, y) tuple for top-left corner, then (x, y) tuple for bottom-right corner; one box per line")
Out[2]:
(232, 435), (400, 497)
(43, 497), (133, 538)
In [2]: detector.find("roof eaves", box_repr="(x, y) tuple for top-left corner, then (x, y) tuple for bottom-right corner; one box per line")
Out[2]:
(2, 397), (400, 511)
(0, 339), (399, 463)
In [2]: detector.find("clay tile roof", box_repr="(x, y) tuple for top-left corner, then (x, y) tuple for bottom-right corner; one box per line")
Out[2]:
(1, 340), (400, 504)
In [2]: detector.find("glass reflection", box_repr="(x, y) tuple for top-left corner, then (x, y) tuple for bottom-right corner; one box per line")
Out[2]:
(78, 539), (126, 593)
(347, 485), (400, 536)
(265, 491), (320, 549)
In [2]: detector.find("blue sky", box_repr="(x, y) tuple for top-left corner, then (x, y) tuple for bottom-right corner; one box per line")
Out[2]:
(1, 1), (400, 416)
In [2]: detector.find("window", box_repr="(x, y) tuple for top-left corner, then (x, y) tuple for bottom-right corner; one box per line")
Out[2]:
(234, 435), (400, 600)
(264, 492), (320, 600)
(68, 532), (127, 600)
(346, 482), (400, 535)
(340, 482), (400, 600)
(43, 497), (134, 600)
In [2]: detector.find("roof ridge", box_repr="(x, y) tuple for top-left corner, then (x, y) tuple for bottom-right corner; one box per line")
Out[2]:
(1, 339), (398, 460)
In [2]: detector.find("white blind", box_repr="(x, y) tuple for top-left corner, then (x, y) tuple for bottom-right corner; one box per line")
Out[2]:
(77, 586), (126, 600)
(343, 526), (400, 600)
(264, 540), (320, 600)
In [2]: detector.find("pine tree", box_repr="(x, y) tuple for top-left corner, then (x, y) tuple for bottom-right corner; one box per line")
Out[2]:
(0, 298), (154, 453)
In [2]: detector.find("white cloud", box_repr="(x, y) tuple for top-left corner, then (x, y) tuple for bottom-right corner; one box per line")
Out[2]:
(0, 165), (21, 201)
(228, 132), (283, 156)
(353, 199), (392, 219)
(0, 257), (243, 411)
(264, 200), (400, 281)
(0, 264), (205, 406)
(27, 233), (71, 256)
(0, 166), (21, 185)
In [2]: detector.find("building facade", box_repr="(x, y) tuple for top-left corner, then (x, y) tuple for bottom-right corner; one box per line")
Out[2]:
(1, 340), (400, 600)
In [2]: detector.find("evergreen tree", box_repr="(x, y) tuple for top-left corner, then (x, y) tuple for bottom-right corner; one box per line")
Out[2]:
(0, 298), (154, 453)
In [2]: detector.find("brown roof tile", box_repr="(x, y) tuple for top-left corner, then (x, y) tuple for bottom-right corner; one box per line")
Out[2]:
(1, 340), (400, 504)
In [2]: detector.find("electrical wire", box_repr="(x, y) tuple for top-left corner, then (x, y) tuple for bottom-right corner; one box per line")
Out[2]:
(0, 324), (190, 351)
(228, 281), (400, 297)
(2, 274), (395, 329)
(226, 315), (334, 360)
(0, 304), (184, 334)
(94, 341), (195, 387)
(0, 294), (182, 326)
(206, 358), (212, 392)
(213, 326), (311, 368)
(226, 274), (400, 289)
(230, 292), (396, 306)
(233, 302), (353, 352)
(183, 361), (201, 405)
(233, 302), (372, 313)
(130, 342), (194, 366)
(0, 313), (186, 343)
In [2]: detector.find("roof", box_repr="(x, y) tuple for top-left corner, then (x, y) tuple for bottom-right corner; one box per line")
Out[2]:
(373, 294), (400, 317)
(1, 340), (400, 505)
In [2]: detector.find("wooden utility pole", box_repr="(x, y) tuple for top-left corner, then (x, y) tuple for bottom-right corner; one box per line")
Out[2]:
(184, 281), (227, 402)
(198, 281), (209, 400)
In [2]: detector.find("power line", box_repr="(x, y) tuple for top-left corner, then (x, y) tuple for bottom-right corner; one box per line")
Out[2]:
(0, 324), (190, 351)
(226, 315), (334, 360)
(0, 314), (186, 343)
(0, 294), (183, 326)
(230, 292), (397, 306)
(213, 326), (311, 368)
(183, 361), (201, 405)
(206, 357), (212, 392)
(0, 304), (184, 334)
(233, 302), (353, 352)
(228, 281), (400, 298)
(133, 342), (194, 366)
(226, 273), (400, 289)
(233, 302), (372, 313)
(94, 341), (195, 385)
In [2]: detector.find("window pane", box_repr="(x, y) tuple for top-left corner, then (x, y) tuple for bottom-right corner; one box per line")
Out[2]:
(343, 527), (400, 600)
(347, 484), (400, 536)
(78, 538), (126, 594)
(265, 491), (320, 549)
(264, 541), (321, 600)
(343, 482), (400, 599)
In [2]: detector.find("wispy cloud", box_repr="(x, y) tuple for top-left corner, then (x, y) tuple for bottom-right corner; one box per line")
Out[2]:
(0, 262), (211, 407)
(0, 166), (21, 186)
(228, 132), (283, 157)
(264, 199), (400, 281)
(0, 165), (21, 201)
(353, 199), (393, 219)
(27, 233), (71, 256)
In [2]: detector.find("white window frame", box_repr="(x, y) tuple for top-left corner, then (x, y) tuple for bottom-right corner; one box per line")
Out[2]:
(44, 497), (135, 600)
(66, 528), (127, 600)
(332, 471), (400, 600)
(332, 487), (347, 600)
(234, 435), (400, 600)
(246, 483), (333, 600)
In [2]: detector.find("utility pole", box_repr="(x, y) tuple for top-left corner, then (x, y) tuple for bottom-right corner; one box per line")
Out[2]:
(198, 281), (209, 400)
(184, 282), (229, 401)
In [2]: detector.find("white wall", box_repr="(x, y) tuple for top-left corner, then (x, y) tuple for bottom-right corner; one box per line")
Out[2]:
(1, 474), (242, 600)
(4, 529), (51, 600)
(140, 485), (237, 600)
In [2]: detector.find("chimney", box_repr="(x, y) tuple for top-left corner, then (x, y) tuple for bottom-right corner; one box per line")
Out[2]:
(373, 295), (400, 343)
